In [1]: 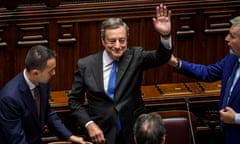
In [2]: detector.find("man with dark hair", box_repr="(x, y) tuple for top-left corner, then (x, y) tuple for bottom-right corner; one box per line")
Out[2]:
(133, 113), (166, 144)
(0, 45), (91, 144)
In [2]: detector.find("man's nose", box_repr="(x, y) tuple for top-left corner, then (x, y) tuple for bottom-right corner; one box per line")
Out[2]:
(225, 34), (230, 42)
(114, 40), (121, 47)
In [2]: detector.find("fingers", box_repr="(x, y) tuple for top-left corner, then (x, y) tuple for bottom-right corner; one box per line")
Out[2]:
(225, 106), (233, 111)
(163, 4), (168, 17)
(91, 133), (105, 144)
(219, 106), (236, 124)
(159, 4), (164, 17)
(167, 10), (172, 19)
(156, 3), (170, 18)
(87, 123), (106, 144)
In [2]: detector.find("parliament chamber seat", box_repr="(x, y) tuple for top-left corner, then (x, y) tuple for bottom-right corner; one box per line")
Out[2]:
(154, 110), (197, 144)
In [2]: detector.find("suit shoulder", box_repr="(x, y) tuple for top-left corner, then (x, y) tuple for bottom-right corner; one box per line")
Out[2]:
(1, 72), (26, 97)
(128, 46), (143, 51)
(76, 51), (102, 66)
(126, 46), (144, 54)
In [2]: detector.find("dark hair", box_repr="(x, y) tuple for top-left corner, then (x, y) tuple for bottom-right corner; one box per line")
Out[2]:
(133, 113), (166, 144)
(25, 45), (57, 72)
(101, 18), (129, 39)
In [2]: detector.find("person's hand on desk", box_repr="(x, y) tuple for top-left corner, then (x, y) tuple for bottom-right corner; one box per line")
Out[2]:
(86, 122), (106, 144)
(69, 135), (93, 144)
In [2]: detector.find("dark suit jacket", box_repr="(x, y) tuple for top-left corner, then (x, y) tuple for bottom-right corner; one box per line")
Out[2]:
(68, 45), (172, 144)
(177, 54), (240, 144)
(0, 72), (72, 144)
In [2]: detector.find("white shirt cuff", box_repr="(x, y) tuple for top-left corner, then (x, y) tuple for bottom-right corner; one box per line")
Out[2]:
(160, 36), (172, 50)
(235, 113), (240, 124)
(85, 120), (94, 127)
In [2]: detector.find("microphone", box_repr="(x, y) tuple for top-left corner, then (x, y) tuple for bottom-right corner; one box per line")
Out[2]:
(184, 97), (196, 144)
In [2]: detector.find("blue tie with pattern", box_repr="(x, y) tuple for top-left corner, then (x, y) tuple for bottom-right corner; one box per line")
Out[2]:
(108, 61), (117, 99)
(107, 61), (121, 133)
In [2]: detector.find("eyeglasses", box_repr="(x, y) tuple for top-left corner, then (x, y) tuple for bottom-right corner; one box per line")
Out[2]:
(106, 38), (127, 45)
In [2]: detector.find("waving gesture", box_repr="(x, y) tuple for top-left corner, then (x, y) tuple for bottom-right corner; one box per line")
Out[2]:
(152, 3), (171, 36)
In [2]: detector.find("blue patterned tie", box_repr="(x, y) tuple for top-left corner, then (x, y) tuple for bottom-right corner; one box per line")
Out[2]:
(107, 61), (121, 133)
(108, 61), (117, 99)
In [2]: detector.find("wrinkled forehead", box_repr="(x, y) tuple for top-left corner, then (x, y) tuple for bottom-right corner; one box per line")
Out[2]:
(105, 26), (127, 38)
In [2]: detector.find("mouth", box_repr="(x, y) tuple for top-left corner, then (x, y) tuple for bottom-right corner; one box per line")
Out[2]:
(112, 48), (121, 53)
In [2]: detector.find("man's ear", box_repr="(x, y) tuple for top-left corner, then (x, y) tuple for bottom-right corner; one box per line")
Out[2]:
(31, 69), (40, 76)
(101, 38), (106, 46)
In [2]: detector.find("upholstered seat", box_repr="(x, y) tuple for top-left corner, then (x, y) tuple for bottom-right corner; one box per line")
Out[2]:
(153, 110), (196, 144)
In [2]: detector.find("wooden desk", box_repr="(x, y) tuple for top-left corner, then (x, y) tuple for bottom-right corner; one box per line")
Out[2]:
(49, 81), (221, 112)
(49, 81), (221, 127)
(141, 81), (221, 112)
(50, 90), (71, 112)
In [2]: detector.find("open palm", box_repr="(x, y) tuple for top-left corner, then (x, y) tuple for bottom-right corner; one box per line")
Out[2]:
(152, 4), (171, 35)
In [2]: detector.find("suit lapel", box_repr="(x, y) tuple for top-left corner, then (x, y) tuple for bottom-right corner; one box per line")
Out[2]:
(117, 54), (132, 86)
(114, 50), (133, 101)
(227, 59), (240, 105)
(19, 78), (40, 127)
(228, 75), (240, 105)
(93, 52), (105, 91)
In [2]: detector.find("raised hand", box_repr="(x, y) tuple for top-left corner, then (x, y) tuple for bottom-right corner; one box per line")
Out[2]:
(152, 3), (171, 36)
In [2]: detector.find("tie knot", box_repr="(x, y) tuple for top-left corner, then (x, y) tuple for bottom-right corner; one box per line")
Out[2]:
(112, 60), (117, 65)
(112, 61), (117, 70)
(34, 85), (39, 90)
(34, 86), (40, 97)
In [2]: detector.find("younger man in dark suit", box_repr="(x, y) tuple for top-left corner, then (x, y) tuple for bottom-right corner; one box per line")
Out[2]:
(0, 45), (91, 144)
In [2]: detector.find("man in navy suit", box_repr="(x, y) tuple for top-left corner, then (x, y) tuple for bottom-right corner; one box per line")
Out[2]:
(0, 45), (92, 144)
(168, 16), (240, 144)
(68, 3), (172, 144)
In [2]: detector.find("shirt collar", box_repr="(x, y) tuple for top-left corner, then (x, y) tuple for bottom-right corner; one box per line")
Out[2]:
(103, 50), (114, 67)
(23, 69), (38, 90)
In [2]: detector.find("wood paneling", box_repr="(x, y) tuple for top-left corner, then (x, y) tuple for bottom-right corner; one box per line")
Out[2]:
(0, 0), (239, 90)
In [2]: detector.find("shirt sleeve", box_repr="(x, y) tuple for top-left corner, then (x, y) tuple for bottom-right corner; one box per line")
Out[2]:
(160, 36), (172, 50)
(235, 113), (240, 124)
